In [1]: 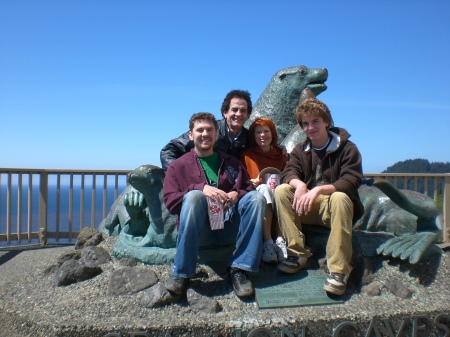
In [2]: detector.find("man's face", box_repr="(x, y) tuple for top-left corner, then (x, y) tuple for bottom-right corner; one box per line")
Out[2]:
(301, 115), (329, 147)
(223, 98), (249, 135)
(189, 119), (218, 156)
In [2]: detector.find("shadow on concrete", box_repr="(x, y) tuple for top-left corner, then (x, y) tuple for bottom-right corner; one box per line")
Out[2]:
(0, 244), (72, 266)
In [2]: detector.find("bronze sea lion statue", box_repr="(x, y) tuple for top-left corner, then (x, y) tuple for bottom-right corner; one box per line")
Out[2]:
(98, 65), (443, 265)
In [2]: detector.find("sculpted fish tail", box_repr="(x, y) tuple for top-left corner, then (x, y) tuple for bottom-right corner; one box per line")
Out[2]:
(373, 179), (440, 221)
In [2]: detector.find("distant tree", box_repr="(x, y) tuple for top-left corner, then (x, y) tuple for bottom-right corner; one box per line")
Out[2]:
(430, 162), (450, 173)
(383, 158), (450, 173)
(381, 159), (449, 212)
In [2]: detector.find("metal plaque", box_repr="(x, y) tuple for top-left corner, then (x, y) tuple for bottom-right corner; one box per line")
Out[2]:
(251, 270), (343, 309)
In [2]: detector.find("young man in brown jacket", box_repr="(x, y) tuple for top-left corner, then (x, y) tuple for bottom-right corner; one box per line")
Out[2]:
(274, 98), (364, 296)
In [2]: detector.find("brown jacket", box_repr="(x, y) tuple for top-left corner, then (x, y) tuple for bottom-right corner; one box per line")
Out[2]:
(281, 127), (364, 221)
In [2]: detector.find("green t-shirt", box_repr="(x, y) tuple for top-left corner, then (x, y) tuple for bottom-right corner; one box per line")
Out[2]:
(198, 152), (220, 187)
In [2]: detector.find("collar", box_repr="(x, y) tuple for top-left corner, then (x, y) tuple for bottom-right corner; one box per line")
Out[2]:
(304, 130), (340, 152)
(226, 126), (242, 142)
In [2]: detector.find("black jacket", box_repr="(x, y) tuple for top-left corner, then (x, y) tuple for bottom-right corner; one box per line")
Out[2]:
(160, 119), (249, 170)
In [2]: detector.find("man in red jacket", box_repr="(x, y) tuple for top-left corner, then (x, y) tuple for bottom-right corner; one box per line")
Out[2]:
(274, 98), (364, 296)
(163, 112), (266, 298)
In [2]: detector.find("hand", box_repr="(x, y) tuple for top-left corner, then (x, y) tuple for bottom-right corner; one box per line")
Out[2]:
(225, 191), (238, 204)
(250, 177), (261, 187)
(203, 185), (229, 205)
(293, 187), (319, 216)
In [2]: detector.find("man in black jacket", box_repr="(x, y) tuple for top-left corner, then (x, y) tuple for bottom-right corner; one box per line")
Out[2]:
(160, 90), (253, 170)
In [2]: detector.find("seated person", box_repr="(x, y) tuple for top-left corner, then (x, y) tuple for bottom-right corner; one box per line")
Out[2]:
(160, 90), (253, 170)
(163, 112), (266, 298)
(274, 98), (364, 296)
(240, 117), (288, 264)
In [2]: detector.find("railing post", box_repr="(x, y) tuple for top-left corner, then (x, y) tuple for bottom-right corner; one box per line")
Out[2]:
(27, 173), (33, 242)
(6, 173), (12, 243)
(38, 171), (48, 245)
(17, 173), (22, 243)
(91, 174), (96, 227)
(444, 174), (450, 243)
(103, 174), (107, 222)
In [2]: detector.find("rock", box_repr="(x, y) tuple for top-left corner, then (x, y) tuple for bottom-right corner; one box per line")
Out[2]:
(56, 250), (82, 264)
(80, 246), (111, 267)
(119, 258), (137, 267)
(363, 282), (381, 296)
(140, 283), (181, 308)
(43, 263), (59, 275)
(54, 259), (102, 287)
(186, 289), (223, 313)
(108, 266), (158, 295)
(360, 257), (376, 285)
(75, 227), (103, 250)
(388, 279), (412, 298)
(43, 250), (82, 275)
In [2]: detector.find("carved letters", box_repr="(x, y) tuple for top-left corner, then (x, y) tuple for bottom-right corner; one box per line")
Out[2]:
(104, 313), (450, 337)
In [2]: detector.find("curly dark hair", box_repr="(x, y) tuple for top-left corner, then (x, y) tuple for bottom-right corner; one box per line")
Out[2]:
(220, 90), (252, 117)
(248, 117), (279, 148)
(295, 98), (332, 129)
(189, 112), (218, 131)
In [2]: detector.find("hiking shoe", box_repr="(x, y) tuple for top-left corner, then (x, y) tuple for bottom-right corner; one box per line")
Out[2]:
(262, 240), (277, 264)
(275, 237), (287, 262)
(323, 272), (349, 295)
(165, 275), (190, 295)
(230, 267), (254, 297)
(277, 255), (310, 273)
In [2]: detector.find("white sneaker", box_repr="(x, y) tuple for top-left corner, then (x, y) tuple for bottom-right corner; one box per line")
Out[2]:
(275, 237), (287, 262)
(262, 240), (277, 264)
(323, 272), (349, 295)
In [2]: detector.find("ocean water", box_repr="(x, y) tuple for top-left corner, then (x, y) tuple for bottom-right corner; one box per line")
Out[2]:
(0, 182), (127, 246)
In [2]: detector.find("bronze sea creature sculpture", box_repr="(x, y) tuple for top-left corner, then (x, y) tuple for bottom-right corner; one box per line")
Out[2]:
(98, 65), (443, 265)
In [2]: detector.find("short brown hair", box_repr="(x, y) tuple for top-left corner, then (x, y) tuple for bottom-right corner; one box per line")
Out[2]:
(295, 98), (332, 129)
(189, 112), (218, 131)
(248, 117), (279, 147)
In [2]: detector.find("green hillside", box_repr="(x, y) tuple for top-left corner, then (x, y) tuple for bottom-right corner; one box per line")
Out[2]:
(381, 158), (449, 212)
(383, 158), (450, 174)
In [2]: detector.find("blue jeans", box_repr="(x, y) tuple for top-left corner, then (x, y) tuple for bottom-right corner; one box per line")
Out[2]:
(172, 190), (266, 278)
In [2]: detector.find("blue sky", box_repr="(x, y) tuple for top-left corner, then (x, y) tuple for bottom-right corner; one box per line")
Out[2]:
(1, 0), (449, 173)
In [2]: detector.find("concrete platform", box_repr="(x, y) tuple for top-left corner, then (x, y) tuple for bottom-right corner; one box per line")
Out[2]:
(0, 242), (449, 337)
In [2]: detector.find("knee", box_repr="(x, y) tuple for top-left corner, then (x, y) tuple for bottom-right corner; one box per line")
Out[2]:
(329, 192), (354, 218)
(183, 190), (206, 204)
(252, 190), (267, 203)
(244, 190), (267, 208)
(330, 192), (352, 205)
(274, 183), (292, 199)
(257, 184), (273, 204)
(257, 184), (271, 195)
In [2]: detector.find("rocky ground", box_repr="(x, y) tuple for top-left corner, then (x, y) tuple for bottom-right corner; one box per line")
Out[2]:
(0, 234), (449, 337)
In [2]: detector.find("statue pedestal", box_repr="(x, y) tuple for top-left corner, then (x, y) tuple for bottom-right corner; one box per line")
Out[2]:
(1, 241), (449, 337)
(112, 238), (236, 265)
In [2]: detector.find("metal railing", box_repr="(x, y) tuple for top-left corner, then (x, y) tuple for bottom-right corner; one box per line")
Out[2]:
(1, 168), (449, 246)
(0, 168), (130, 245)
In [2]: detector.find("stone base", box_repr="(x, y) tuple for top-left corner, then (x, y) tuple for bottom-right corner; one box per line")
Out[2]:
(1, 243), (449, 337)
(112, 239), (235, 265)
